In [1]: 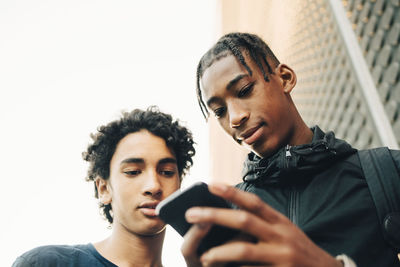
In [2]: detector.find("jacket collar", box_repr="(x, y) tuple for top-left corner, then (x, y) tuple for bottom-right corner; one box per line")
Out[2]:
(242, 126), (357, 184)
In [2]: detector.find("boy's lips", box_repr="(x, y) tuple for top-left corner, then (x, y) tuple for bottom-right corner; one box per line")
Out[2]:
(237, 124), (264, 145)
(138, 201), (160, 217)
(140, 208), (157, 217)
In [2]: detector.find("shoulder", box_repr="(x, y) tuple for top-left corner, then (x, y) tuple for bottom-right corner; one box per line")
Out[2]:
(360, 147), (400, 171)
(12, 244), (94, 267)
(340, 147), (400, 167)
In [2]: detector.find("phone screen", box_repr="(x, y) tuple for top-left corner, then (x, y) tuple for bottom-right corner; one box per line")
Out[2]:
(156, 182), (239, 255)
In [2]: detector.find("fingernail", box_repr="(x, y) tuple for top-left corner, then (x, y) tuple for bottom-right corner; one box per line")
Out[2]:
(196, 222), (211, 230)
(185, 208), (201, 221)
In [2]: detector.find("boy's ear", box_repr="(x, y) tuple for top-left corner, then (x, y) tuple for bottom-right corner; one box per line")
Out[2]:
(277, 64), (297, 93)
(95, 177), (112, 204)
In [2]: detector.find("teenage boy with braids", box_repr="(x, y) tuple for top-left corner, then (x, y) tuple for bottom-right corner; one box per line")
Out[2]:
(181, 32), (400, 267)
(12, 107), (195, 267)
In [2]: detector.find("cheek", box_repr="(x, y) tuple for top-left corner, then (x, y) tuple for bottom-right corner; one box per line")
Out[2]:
(112, 180), (137, 200)
(256, 96), (282, 122)
(164, 179), (180, 194)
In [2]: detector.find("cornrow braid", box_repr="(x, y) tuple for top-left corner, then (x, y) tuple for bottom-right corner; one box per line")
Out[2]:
(196, 32), (280, 119)
(223, 38), (253, 76)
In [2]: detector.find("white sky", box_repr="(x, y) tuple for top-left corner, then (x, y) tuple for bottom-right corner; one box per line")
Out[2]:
(0, 1), (218, 266)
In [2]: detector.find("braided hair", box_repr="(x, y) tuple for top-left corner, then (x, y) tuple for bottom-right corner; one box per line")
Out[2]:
(196, 32), (280, 119)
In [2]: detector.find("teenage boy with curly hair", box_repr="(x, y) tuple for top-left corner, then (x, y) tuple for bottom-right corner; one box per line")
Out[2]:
(13, 106), (195, 267)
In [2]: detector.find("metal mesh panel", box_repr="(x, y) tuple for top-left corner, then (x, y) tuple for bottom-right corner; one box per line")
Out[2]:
(343, 0), (400, 145)
(284, 0), (381, 148)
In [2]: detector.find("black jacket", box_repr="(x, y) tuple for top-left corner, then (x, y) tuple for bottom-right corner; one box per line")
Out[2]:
(236, 126), (400, 266)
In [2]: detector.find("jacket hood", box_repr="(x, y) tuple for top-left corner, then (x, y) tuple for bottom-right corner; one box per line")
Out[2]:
(242, 126), (357, 185)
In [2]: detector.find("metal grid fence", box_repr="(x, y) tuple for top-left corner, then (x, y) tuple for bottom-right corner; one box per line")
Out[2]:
(283, 0), (399, 149)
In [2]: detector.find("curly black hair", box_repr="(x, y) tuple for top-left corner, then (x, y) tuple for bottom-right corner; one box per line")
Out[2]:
(82, 106), (196, 223)
(196, 32), (280, 119)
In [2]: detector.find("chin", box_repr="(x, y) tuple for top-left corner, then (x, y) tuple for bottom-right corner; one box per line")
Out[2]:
(143, 221), (167, 235)
(254, 142), (279, 158)
(140, 225), (166, 237)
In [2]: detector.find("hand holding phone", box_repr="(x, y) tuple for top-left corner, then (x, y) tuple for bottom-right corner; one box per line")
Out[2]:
(156, 182), (239, 255)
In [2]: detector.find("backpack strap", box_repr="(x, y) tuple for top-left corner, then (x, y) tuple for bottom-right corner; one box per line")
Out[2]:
(358, 147), (400, 250)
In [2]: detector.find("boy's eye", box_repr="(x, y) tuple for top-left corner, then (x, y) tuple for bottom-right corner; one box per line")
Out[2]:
(124, 170), (141, 176)
(213, 107), (226, 118)
(160, 170), (176, 177)
(238, 83), (254, 97)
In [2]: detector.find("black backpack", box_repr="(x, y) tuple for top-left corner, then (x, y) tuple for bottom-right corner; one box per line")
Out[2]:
(358, 147), (400, 251)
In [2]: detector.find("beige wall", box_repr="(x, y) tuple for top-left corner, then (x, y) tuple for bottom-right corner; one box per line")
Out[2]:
(217, 0), (301, 60)
(208, 116), (247, 185)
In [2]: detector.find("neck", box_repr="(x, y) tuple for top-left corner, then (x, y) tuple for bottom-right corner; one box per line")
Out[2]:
(94, 224), (165, 267)
(287, 100), (313, 146)
(289, 121), (313, 146)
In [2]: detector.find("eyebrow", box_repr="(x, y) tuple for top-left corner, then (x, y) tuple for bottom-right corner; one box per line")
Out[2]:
(120, 158), (144, 165)
(120, 157), (177, 165)
(158, 158), (177, 165)
(206, 74), (249, 107)
(226, 74), (249, 90)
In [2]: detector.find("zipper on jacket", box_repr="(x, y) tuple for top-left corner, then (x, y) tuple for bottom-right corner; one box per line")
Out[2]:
(288, 189), (299, 225)
(285, 145), (298, 225)
(285, 144), (292, 169)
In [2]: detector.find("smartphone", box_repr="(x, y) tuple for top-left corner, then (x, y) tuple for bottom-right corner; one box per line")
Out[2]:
(156, 182), (239, 255)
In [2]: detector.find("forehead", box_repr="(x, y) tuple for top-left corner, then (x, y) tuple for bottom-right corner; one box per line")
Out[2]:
(201, 55), (248, 99)
(112, 130), (175, 163)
